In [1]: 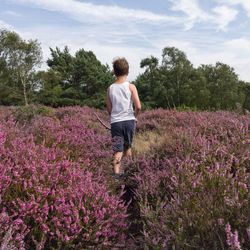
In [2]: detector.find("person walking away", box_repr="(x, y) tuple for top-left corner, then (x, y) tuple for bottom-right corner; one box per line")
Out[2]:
(106, 57), (141, 179)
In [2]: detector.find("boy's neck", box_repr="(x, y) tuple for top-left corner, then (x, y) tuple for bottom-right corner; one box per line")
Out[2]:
(115, 75), (127, 84)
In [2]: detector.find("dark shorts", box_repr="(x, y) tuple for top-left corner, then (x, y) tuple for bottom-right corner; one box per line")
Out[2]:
(111, 120), (136, 152)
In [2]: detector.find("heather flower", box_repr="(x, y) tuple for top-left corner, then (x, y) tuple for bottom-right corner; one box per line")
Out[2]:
(0, 107), (128, 248)
(1, 106), (249, 249)
(0, 129), (6, 151)
(0, 226), (16, 250)
(131, 110), (250, 249)
(226, 223), (242, 250)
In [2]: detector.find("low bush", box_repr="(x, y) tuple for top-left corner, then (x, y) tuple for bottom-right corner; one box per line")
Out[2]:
(1, 106), (249, 249)
(131, 110), (250, 249)
(12, 105), (55, 125)
(0, 108), (128, 249)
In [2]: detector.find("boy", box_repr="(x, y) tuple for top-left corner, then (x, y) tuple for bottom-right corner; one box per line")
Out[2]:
(106, 57), (141, 179)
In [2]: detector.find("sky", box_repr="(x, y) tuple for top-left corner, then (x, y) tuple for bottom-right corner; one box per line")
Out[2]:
(1, 0), (250, 82)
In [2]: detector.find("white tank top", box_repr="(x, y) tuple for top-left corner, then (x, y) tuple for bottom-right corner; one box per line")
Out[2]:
(109, 81), (135, 124)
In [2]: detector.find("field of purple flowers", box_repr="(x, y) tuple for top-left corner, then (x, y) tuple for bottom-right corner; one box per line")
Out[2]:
(0, 105), (249, 249)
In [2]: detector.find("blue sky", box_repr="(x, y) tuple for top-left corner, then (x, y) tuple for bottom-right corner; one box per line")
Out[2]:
(1, 0), (250, 81)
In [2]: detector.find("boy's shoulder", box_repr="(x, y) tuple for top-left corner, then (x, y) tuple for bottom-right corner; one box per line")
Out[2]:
(129, 83), (136, 91)
(108, 84), (113, 91)
(108, 81), (131, 88)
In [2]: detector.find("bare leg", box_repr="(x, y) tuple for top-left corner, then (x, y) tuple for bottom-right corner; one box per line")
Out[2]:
(113, 152), (123, 174)
(123, 147), (132, 159)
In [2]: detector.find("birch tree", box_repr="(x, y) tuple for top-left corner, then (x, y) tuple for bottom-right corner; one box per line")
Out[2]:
(0, 29), (42, 105)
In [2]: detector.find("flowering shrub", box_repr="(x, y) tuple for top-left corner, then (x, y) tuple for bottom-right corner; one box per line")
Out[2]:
(129, 110), (250, 249)
(0, 106), (249, 249)
(27, 107), (113, 176)
(0, 107), (127, 249)
(226, 223), (242, 250)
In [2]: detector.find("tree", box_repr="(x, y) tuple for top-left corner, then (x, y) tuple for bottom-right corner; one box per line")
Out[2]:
(42, 47), (114, 108)
(199, 63), (242, 110)
(242, 83), (250, 111)
(161, 47), (193, 107)
(136, 47), (194, 109)
(136, 56), (160, 108)
(181, 69), (210, 109)
(35, 69), (62, 107)
(0, 29), (42, 105)
(136, 46), (247, 111)
(47, 46), (74, 89)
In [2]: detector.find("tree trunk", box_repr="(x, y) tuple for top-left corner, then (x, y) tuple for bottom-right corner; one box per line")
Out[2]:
(176, 72), (180, 107)
(21, 78), (28, 106)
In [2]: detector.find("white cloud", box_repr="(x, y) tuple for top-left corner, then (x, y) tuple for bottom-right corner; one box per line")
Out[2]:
(212, 5), (238, 31)
(16, 24), (158, 80)
(2, 0), (250, 82)
(6, 0), (240, 32)
(224, 37), (250, 52)
(7, 0), (180, 23)
(185, 37), (250, 81)
(215, 0), (250, 16)
(170, 0), (210, 29)
(223, 38), (250, 81)
(9, 21), (250, 82)
(169, 0), (238, 30)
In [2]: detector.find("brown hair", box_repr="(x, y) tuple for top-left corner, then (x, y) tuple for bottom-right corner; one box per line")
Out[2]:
(112, 57), (129, 77)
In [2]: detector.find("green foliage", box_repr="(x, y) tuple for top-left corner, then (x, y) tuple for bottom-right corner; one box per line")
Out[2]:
(242, 83), (250, 111)
(54, 98), (82, 107)
(136, 47), (248, 111)
(198, 63), (242, 110)
(0, 29), (249, 111)
(181, 69), (210, 109)
(38, 46), (114, 108)
(0, 29), (42, 106)
(176, 104), (198, 112)
(0, 84), (23, 105)
(12, 104), (55, 124)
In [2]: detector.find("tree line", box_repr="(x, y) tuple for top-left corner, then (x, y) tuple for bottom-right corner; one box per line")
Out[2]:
(0, 29), (249, 111)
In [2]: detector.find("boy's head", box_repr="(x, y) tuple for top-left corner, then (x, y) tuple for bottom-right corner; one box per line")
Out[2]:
(112, 57), (129, 77)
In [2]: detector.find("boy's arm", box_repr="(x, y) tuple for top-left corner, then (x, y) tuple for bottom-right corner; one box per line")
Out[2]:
(129, 83), (141, 117)
(106, 88), (112, 116)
